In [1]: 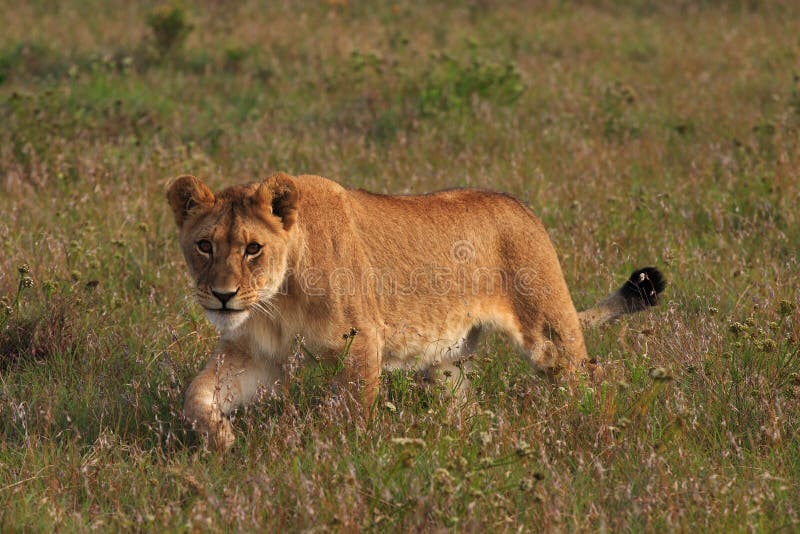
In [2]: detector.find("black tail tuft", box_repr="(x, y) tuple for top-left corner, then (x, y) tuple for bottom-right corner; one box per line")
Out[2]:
(620, 267), (666, 309)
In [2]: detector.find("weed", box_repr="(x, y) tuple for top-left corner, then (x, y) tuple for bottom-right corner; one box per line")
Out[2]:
(223, 44), (249, 73)
(599, 81), (640, 141)
(146, 4), (193, 58)
(417, 54), (525, 116)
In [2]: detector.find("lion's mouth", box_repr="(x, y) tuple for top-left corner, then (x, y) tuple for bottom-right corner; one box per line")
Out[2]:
(204, 306), (250, 333)
(209, 308), (246, 314)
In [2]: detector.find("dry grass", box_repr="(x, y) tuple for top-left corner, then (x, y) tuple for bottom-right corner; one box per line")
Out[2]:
(1, 1), (799, 531)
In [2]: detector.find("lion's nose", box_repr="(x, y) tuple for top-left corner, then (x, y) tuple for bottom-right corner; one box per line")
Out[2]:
(212, 289), (239, 306)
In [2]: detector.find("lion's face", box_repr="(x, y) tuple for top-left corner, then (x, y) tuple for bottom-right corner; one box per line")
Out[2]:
(167, 174), (299, 333)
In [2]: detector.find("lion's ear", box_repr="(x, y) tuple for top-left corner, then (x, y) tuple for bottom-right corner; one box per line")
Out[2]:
(258, 173), (299, 231)
(166, 175), (215, 227)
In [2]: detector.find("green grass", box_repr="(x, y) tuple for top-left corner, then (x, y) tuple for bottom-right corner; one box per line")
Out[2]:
(1, 0), (800, 530)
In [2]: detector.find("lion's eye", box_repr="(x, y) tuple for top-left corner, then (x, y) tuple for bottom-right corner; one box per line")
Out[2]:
(196, 240), (213, 254)
(245, 242), (262, 256)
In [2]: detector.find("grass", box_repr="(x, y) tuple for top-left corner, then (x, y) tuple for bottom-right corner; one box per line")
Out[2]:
(1, 0), (800, 530)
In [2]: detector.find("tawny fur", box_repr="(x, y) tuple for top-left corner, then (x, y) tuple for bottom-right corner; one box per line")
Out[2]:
(167, 173), (664, 450)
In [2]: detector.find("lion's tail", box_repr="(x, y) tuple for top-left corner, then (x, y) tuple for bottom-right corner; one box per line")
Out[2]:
(578, 267), (666, 329)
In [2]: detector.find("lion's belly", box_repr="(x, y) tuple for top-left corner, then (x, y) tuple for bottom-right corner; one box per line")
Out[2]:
(377, 305), (503, 371)
(381, 324), (474, 371)
(378, 299), (521, 371)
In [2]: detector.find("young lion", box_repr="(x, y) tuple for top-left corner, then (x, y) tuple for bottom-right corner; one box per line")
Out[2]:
(167, 173), (665, 450)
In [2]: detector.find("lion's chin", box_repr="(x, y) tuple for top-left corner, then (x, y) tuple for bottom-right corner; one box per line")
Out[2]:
(205, 309), (250, 333)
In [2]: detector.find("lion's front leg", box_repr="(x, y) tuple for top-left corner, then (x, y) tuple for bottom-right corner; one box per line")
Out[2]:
(183, 346), (283, 450)
(338, 332), (383, 421)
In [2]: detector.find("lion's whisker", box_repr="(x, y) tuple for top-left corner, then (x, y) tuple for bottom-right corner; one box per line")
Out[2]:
(252, 302), (274, 319)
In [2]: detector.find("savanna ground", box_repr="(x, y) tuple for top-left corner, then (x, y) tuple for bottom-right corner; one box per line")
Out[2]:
(1, 0), (799, 531)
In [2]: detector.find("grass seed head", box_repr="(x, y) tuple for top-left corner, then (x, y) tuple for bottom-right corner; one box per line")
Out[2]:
(519, 478), (534, 491)
(515, 441), (533, 458)
(779, 300), (796, 317)
(756, 339), (776, 352)
(391, 437), (425, 447)
(648, 367), (673, 381)
(729, 321), (748, 335)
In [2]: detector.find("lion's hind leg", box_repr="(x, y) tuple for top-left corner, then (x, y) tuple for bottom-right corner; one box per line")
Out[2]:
(524, 319), (588, 378)
(508, 303), (589, 379)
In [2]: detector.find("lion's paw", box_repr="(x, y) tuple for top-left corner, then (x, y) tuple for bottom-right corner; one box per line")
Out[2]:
(210, 417), (236, 451)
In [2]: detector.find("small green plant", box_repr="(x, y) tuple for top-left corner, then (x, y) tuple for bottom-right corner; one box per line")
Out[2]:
(599, 81), (640, 141)
(790, 73), (800, 119)
(146, 4), (193, 57)
(0, 42), (64, 84)
(0, 264), (34, 330)
(223, 45), (249, 73)
(418, 54), (525, 115)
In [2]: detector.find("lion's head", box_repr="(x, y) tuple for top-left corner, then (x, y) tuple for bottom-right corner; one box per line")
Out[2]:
(167, 173), (299, 333)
